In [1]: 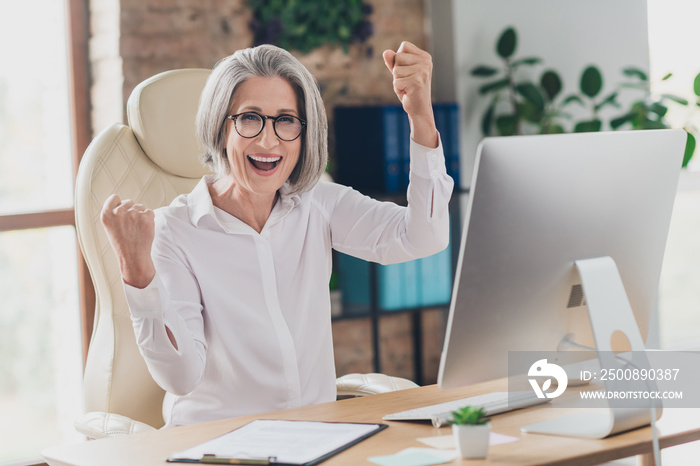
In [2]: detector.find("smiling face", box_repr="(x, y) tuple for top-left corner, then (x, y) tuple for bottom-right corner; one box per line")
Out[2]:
(223, 76), (302, 199)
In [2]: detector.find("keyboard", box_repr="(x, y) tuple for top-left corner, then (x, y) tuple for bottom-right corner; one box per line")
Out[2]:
(382, 391), (550, 427)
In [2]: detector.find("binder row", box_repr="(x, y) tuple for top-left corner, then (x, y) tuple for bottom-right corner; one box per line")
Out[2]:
(334, 103), (461, 194)
(332, 104), (459, 314)
(336, 239), (453, 314)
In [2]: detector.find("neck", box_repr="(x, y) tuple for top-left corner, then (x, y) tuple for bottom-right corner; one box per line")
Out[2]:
(209, 178), (278, 234)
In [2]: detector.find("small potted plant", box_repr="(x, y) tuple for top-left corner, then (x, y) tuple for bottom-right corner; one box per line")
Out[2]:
(450, 406), (491, 459)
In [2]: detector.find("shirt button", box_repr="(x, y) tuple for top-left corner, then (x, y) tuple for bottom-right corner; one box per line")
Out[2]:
(431, 154), (438, 162)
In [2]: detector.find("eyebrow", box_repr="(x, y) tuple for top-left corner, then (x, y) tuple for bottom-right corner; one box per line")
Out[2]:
(241, 105), (299, 116)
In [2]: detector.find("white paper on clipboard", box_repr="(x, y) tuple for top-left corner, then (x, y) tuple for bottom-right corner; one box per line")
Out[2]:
(168, 419), (386, 465)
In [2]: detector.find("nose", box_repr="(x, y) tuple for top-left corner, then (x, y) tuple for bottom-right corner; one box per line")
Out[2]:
(257, 118), (279, 149)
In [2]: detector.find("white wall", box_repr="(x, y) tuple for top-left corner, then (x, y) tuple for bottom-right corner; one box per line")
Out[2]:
(428, 0), (650, 189)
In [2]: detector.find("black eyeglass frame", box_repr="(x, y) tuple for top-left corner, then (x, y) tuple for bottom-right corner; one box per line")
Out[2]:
(227, 112), (306, 141)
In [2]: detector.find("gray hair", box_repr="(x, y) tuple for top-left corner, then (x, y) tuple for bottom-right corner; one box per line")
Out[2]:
(196, 45), (328, 195)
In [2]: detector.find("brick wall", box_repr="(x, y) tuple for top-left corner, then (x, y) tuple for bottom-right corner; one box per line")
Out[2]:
(89, 0), (427, 139)
(88, 0), (444, 385)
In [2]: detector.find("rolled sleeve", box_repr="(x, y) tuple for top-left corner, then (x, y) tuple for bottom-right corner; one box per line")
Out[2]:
(123, 271), (207, 395)
(124, 273), (180, 356)
(124, 274), (162, 319)
(409, 135), (449, 180)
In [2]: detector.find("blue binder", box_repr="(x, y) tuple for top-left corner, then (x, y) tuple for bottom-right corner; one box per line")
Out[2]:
(417, 241), (453, 307)
(433, 103), (461, 188)
(335, 105), (403, 194)
(335, 104), (460, 193)
(336, 239), (453, 314)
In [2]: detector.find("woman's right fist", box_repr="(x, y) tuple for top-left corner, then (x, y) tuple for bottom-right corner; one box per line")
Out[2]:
(100, 194), (156, 288)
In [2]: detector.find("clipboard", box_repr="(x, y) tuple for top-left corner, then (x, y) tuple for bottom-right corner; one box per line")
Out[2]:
(167, 419), (388, 465)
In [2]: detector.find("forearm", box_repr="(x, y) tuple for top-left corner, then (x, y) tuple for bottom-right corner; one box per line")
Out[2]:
(409, 113), (439, 149)
(119, 255), (156, 289)
(125, 274), (206, 395)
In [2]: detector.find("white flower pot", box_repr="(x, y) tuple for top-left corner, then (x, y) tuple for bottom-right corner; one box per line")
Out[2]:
(452, 422), (491, 459)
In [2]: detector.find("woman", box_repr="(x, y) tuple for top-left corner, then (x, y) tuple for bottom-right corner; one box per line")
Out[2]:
(101, 42), (454, 427)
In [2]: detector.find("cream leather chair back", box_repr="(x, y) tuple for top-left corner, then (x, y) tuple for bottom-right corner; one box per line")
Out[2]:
(75, 69), (212, 429)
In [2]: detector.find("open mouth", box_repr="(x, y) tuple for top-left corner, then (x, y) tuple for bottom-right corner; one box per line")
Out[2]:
(247, 154), (282, 172)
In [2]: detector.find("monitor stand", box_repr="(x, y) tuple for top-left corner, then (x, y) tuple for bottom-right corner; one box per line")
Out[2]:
(521, 256), (662, 439)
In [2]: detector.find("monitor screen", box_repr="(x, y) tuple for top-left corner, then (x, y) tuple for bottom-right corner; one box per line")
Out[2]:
(438, 129), (686, 390)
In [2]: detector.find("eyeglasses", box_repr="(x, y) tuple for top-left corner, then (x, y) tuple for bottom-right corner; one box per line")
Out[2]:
(227, 112), (306, 141)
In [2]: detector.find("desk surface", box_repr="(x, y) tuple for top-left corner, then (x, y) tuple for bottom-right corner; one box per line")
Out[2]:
(43, 378), (700, 466)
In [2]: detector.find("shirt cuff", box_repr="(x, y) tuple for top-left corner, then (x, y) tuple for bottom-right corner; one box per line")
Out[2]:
(123, 273), (163, 319)
(410, 133), (448, 180)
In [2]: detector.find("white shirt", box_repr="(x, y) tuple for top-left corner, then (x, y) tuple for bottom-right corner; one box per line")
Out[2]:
(124, 138), (454, 427)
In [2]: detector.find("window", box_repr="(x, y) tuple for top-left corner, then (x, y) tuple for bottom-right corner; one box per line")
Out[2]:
(0, 228), (83, 463)
(648, 0), (700, 348)
(0, 2), (74, 215)
(0, 0), (89, 463)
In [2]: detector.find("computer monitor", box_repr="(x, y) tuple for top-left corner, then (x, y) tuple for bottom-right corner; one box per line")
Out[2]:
(438, 129), (686, 390)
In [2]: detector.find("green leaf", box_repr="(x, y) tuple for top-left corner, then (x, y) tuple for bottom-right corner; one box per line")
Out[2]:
(642, 119), (668, 130)
(481, 103), (495, 136)
(497, 27), (517, 59)
(650, 102), (668, 118)
(337, 24), (350, 39)
(574, 119), (602, 133)
(451, 406), (488, 425)
(594, 92), (620, 111)
(511, 57), (542, 67)
(618, 83), (648, 91)
(471, 66), (500, 77)
(496, 114), (519, 136)
(631, 100), (648, 113)
(694, 73), (700, 97)
(540, 70), (562, 101)
(580, 66), (603, 98)
(541, 124), (565, 134)
(562, 95), (585, 107)
(516, 83), (545, 111)
(518, 101), (544, 123)
(479, 79), (509, 95)
(551, 110), (574, 120)
(622, 67), (648, 81)
(662, 72), (673, 81)
(661, 94), (689, 106)
(683, 130), (696, 167)
(610, 112), (636, 130)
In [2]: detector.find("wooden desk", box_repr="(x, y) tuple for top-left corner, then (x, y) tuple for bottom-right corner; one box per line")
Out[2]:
(43, 379), (700, 465)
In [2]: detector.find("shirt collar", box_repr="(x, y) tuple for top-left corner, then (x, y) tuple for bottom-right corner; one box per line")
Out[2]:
(266, 183), (301, 230)
(277, 182), (301, 212)
(187, 175), (218, 228)
(187, 175), (302, 233)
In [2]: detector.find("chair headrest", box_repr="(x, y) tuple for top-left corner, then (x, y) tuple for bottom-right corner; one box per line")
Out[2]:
(127, 69), (212, 178)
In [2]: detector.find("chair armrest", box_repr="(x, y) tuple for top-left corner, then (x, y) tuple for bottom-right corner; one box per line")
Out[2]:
(74, 412), (157, 439)
(75, 375), (417, 438)
(336, 373), (419, 397)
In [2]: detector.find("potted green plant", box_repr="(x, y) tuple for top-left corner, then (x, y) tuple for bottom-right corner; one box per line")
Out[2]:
(450, 406), (490, 459)
(471, 25), (698, 166)
(247, 0), (374, 54)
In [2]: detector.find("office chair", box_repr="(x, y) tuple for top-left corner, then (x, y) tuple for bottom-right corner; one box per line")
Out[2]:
(73, 68), (418, 439)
